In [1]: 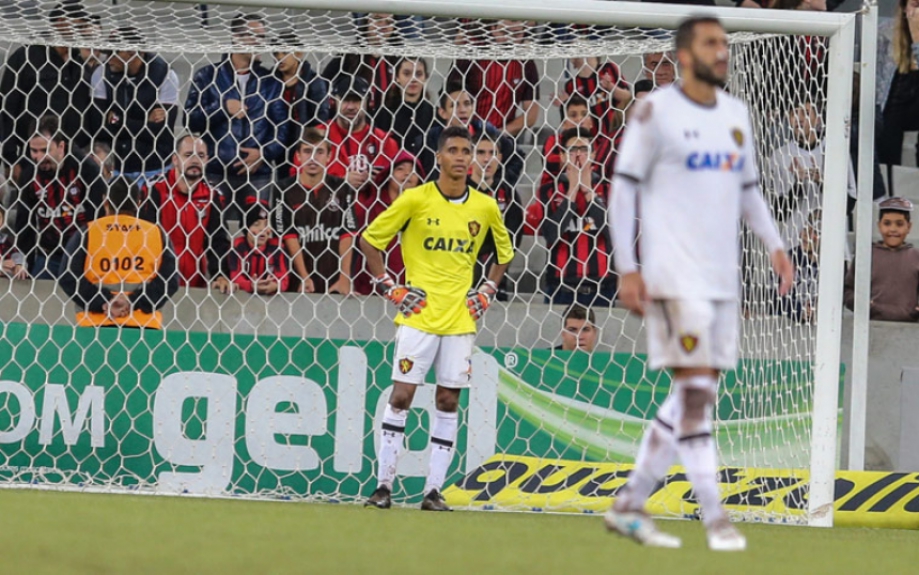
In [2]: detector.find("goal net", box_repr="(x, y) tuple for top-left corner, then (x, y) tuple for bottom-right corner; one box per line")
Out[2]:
(0, 0), (853, 525)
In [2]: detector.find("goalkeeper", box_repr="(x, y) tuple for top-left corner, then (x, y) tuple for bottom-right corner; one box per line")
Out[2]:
(359, 126), (514, 511)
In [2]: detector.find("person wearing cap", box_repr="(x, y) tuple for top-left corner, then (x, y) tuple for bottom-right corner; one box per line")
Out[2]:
(844, 196), (919, 322)
(273, 30), (330, 178)
(0, 1), (93, 172)
(323, 75), (399, 194)
(89, 26), (181, 187)
(184, 12), (288, 220)
(60, 177), (178, 329)
(228, 203), (291, 295)
(344, 150), (424, 295)
(271, 127), (352, 294)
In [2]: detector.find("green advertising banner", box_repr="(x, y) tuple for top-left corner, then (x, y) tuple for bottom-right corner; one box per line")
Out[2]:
(0, 322), (834, 503)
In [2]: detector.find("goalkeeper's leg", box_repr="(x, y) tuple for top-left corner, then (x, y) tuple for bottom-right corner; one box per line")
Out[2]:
(366, 381), (418, 509)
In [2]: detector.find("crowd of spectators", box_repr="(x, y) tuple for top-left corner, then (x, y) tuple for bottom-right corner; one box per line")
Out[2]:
(1, 1), (917, 327)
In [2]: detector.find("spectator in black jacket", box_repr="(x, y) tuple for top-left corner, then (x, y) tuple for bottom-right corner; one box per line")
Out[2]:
(0, 2), (93, 174)
(89, 26), (180, 186)
(273, 30), (330, 177)
(469, 132), (523, 300)
(184, 13), (287, 220)
(374, 57), (435, 160)
(12, 114), (105, 279)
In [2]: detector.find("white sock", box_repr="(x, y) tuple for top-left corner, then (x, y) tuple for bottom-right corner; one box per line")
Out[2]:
(424, 409), (458, 494)
(674, 376), (726, 526)
(377, 404), (407, 490)
(618, 395), (678, 511)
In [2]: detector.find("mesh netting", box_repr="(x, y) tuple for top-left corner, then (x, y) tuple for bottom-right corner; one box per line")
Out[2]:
(0, 1), (846, 523)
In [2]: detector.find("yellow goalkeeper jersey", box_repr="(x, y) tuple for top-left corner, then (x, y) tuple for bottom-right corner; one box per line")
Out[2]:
(362, 181), (515, 335)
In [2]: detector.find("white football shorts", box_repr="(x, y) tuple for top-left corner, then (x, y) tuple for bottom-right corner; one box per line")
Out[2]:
(391, 325), (475, 388)
(644, 299), (739, 371)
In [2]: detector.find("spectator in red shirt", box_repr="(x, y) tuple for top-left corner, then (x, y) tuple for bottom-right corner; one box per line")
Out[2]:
(322, 13), (401, 119)
(561, 57), (631, 140)
(324, 76), (399, 195)
(12, 114), (105, 279)
(139, 134), (232, 292)
(345, 150), (423, 296)
(539, 128), (615, 306)
(229, 204), (291, 295)
(273, 128), (353, 294)
(469, 133), (523, 300)
(540, 94), (611, 188)
(447, 20), (540, 137)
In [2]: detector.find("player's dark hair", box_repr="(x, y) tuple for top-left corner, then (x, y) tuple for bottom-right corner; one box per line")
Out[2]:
(299, 127), (329, 151)
(563, 94), (590, 117)
(32, 114), (66, 144)
(438, 126), (472, 151)
(564, 304), (595, 325)
(559, 127), (592, 149)
(107, 177), (140, 214)
(674, 16), (723, 52)
(880, 209), (912, 222)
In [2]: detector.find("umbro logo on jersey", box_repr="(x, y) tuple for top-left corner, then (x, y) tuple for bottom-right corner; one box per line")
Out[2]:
(686, 152), (745, 172)
(427, 218), (440, 226)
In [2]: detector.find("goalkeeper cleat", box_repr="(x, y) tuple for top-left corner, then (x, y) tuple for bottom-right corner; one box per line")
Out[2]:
(603, 509), (682, 548)
(420, 489), (453, 512)
(706, 519), (746, 552)
(364, 486), (392, 509)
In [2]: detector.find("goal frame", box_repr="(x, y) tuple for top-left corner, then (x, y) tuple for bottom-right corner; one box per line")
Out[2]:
(182, 0), (857, 528)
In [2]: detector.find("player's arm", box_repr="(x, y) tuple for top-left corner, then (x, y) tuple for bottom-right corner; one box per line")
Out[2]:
(609, 100), (658, 315)
(739, 114), (793, 297)
(359, 191), (426, 316)
(468, 202), (515, 320)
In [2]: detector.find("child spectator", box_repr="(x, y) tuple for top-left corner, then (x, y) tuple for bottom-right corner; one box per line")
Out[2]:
(0, 206), (27, 279)
(844, 197), (919, 322)
(561, 56), (630, 141)
(540, 94), (611, 188)
(229, 204), (291, 295)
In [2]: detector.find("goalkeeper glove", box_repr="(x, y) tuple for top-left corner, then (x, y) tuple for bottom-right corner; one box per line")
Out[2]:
(375, 274), (427, 317)
(467, 280), (498, 321)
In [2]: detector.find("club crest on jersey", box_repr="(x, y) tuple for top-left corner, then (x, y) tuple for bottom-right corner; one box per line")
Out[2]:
(686, 152), (745, 172)
(468, 220), (481, 237)
(680, 334), (699, 354)
(731, 128), (744, 148)
(398, 358), (414, 374)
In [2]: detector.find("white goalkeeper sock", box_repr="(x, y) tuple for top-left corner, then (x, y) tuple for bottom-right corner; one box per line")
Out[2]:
(674, 376), (726, 526)
(424, 409), (458, 494)
(617, 395), (677, 511)
(377, 404), (407, 490)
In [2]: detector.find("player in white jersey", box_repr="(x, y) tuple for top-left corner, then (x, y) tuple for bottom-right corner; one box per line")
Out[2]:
(605, 16), (794, 551)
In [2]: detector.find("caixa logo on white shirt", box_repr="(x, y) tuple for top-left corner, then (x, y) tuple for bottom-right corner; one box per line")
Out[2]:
(298, 223), (339, 244)
(685, 152), (745, 172)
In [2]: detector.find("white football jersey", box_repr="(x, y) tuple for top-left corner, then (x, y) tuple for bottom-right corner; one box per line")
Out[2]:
(613, 84), (762, 300)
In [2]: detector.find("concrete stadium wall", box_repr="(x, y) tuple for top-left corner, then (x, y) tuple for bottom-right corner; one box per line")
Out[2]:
(0, 278), (914, 472)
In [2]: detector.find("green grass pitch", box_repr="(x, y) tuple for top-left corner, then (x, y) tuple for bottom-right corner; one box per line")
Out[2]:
(0, 490), (915, 574)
